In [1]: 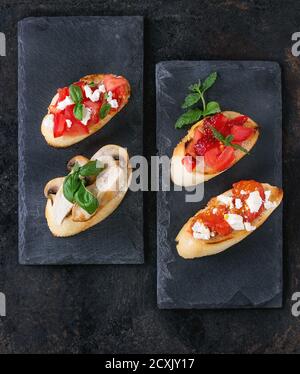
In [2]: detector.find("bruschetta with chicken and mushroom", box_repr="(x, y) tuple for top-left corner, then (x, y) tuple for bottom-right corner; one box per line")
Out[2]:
(176, 180), (283, 259)
(41, 74), (130, 148)
(44, 145), (131, 237)
(171, 112), (259, 187)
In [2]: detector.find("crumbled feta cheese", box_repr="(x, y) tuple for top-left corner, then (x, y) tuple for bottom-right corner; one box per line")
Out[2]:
(192, 221), (210, 240)
(106, 90), (119, 109)
(240, 190), (246, 195)
(246, 191), (263, 213)
(84, 85), (102, 102)
(81, 106), (92, 126)
(224, 214), (245, 230)
(66, 119), (72, 128)
(217, 195), (233, 208)
(98, 84), (106, 93)
(264, 190), (276, 210)
(244, 222), (256, 231)
(235, 198), (243, 209)
(57, 96), (74, 110)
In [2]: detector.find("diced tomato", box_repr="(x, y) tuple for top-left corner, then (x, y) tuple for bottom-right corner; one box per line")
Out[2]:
(204, 113), (230, 137)
(83, 100), (102, 125)
(53, 113), (66, 138)
(103, 75), (127, 92)
(57, 87), (69, 101)
(228, 115), (248, 126)
(182, 155), (196, 172)
(204, 146), (235, 172)
(232, 180), (265, 201)
(197, 205), (232, 236)
(230, 125), (254, 142)
(64, 119), (89, 136)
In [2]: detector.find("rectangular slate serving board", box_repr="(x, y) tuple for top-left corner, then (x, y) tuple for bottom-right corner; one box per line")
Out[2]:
(18, 16), (144, 264)
(156, 61), (282, 309)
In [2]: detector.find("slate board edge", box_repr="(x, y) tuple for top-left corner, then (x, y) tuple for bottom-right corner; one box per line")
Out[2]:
(156, 60), (283, 309)
(18, 16), (145, 265)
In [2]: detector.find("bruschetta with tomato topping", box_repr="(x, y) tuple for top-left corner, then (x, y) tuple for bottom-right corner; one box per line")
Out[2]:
(44, 145), (131, 237)
(176, 180), (283, 259)
(41, 74), (130, 148)
(171, 111), (259, 187)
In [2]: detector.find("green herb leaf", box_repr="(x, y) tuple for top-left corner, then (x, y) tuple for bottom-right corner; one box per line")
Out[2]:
(88, 81), (95, 87)
(99, 103), (111, 119)
(203, 101), (221, 116)
(79, 160), (104, 177)
(182, 92), (201, 109)
(175, 108), (203, 129)
(201, 72), (217, 93)
(73, 103), (83, 120)
(63, 171), (81, 203)
(189, 81), (201, 93)
(209, 125), (249, 154)
(74, 181), (99, 215)
(69, 84), (83, 103)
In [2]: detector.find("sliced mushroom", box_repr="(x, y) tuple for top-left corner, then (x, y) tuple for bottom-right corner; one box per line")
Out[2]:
(44, 177), (65, 201)
(67, 155), (89, 172)
(71, 185), (98, 222)
(91, 145), (129, 169)
(51, 184), (73, 225)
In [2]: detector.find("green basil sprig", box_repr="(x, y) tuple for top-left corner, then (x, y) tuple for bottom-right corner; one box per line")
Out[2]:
(99, 103), (111, 120)
(69, 84), (84, 120)
(175, 72), (221, 129)
(63, 161), (105, 215)
(209, 125), (249, 154)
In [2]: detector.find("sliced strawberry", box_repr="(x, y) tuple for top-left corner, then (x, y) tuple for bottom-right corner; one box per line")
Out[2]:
(228, 115), (248, 126)
(230, 125), (254, 142)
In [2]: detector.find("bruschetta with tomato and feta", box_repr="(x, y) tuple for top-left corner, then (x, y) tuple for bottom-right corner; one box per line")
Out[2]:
(171, 111), (259, 187)
(44, 145), (131, 237)
(176, 180), (283, 259)
(41, 74), (130, 148)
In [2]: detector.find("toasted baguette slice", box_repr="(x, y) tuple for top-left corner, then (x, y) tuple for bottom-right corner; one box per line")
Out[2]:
(171, 111), (259, 187)
(41, 74), (130, 148)
(44, 145), (132, 237)
(176, 183), (283, 259)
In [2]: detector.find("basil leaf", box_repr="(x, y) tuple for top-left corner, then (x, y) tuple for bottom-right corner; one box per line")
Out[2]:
(74, 182), (99, 215)
(69, 84), (83, 103)
(201, 72), (217, 93)
(88, 81), (95, 87)
(182, 92), (201, 109)
(73, 103), (83, 120)
(175, 108), (203, 129)
(63, 171), (81, 203)
(99, 103), (111, 119)
(203, 101), (221, 116)
(79, 160), (104, 177)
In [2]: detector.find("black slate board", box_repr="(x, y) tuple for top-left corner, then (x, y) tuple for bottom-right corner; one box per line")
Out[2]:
(18, 16), (144, 264)
(156, 61), (282, 309)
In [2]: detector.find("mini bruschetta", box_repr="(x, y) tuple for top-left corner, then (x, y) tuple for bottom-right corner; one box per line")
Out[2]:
(176, 180), (283, 259)
(41, 74), (130, 148)
(171, 111), (259, 187)
(44, 145), (132, 237)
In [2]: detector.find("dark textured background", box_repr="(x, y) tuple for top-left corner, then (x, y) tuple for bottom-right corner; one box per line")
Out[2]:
(0, 0), (299, 354)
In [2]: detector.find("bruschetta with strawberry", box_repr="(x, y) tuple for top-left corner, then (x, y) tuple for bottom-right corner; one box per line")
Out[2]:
(41, 74), (130, 147)
(176, 180), (283, 259)
(171, 111), (259, 187)
(44, 145), (131, 237)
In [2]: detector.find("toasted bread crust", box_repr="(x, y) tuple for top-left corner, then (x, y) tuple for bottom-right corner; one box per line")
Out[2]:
(44, 145), (132, 237)
(41, 74), (130, 148)
(176, 183), (283, 259)
(171, 111), (259, 187)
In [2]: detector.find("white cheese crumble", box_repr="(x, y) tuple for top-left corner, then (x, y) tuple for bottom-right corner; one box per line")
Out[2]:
(57, 96), (74, 110)
(246, 191), (263, 213)
(44, 114), (54, 130)
(235, 198), (243, 209)
(98, 84), (106, 93)
(66, 119), (72, 128)
(264, 190), (276, 210)
(224, 214), (245, 230)
(106, 91), (119, 109)
(240, 190), (246, 195)
(84, 84), (105, 102)
(217, 195), (233, 208)
(244, 222), (256, 231)
(192, 221), (211, 240)
(81, 106), (92, 126)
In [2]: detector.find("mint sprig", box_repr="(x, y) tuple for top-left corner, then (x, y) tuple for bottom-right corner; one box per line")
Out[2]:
(175, 72), (221, 129)
(209, 125), (249, 154)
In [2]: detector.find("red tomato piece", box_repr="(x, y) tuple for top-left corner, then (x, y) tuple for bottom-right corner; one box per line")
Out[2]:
(64, 119), (89, 136)
(57, 87), (69, 101)
(83, 100), (102, 125)
(232, 180), (265, 201)
(182, 155), (196, 172)
(228, 115), (248, 126)
(230, 125), (254, 142)
(197, 205), (232, 236)
(53, 113), (66, 138)
(204, 146), (235, 172)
